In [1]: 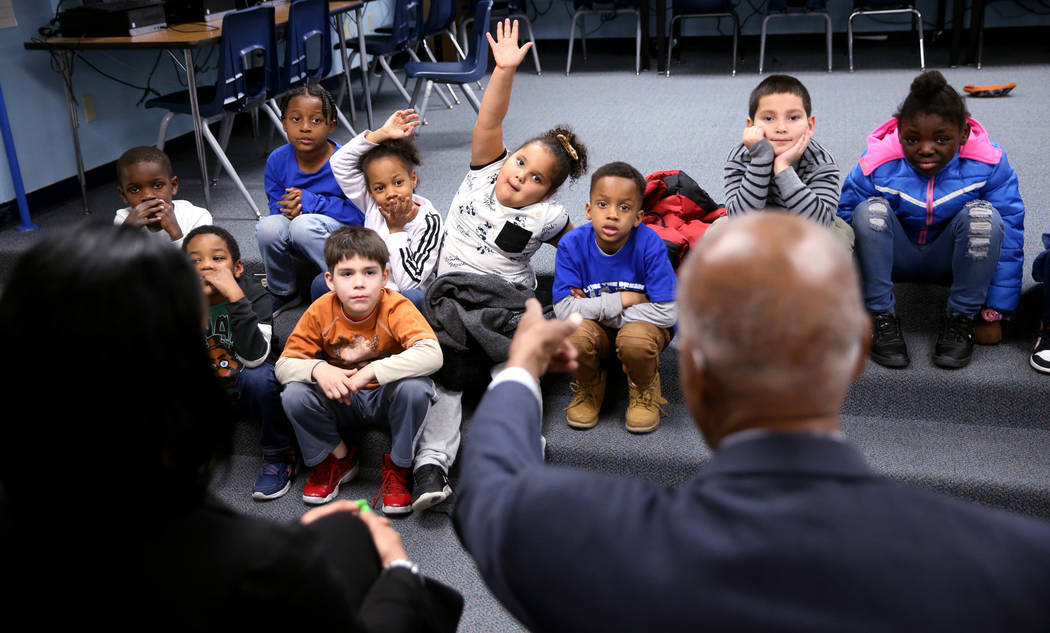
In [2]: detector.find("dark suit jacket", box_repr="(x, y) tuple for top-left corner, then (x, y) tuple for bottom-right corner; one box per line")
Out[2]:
(454, 380), (1050, 633)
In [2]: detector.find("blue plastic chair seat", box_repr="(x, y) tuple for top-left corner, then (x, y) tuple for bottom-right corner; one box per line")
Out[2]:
(404, 58), (485, 82)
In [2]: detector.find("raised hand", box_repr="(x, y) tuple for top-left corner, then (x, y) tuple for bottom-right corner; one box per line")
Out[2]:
(487, 19), (533, 70)
(369, 109), (421, 144)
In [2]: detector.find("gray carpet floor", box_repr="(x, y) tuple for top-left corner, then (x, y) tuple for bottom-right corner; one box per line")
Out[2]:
(2, 33), (1049, 632)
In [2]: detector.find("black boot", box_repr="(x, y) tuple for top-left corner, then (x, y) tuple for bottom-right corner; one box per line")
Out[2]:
(870, 312), (909, 369)
(933, 313), (975, 369)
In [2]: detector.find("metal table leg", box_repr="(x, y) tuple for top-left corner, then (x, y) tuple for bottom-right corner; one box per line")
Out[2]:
(184, 49), (212, 210)
(334, 12), (358, 126)
(58, 51), (89, 215)
(355, 4), (374, 129)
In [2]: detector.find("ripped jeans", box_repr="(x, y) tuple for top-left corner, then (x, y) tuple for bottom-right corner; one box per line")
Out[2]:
(851, 196), (1004, 318)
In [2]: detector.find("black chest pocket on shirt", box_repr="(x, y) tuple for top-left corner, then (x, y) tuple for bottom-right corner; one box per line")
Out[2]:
(494, 221), (532, 253)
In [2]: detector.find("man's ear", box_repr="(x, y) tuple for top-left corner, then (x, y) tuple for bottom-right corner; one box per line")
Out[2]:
(169, 175), (179, 197)
(961, 121), (972, 144)
(808, 115), (816, 133)
(117, 185), (130, 205)
(325, 271), (335, 292)
(233, 260), (244, 280)
(745, 117), (754, 127)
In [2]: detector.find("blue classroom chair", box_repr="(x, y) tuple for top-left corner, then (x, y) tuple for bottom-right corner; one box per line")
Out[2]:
(147, 5), (280, 218)
(405, 0), (493, 121)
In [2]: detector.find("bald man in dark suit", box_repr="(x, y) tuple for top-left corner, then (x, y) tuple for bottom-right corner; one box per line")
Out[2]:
(454, 213), (1050, 632)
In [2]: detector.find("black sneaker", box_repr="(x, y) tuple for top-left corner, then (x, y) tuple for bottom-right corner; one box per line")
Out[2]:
(933, 313), (975, 369)
(1031, 325), (1050, 374)
(411, 464), (452, 512)
(870, 312), (909, 368)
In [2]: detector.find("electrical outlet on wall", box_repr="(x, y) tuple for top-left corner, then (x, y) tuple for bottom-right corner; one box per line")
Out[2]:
(83, 94), (96, 123)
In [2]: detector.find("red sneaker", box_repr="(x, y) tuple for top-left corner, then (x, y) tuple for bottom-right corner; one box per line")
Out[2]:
(373, 454), (412, 515)
(303, 448), (359, 505)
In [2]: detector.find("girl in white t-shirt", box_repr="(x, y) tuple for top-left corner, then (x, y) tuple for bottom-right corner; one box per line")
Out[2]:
(437, 18), (589, 290)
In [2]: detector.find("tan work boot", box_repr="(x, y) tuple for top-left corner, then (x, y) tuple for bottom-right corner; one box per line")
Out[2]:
(625, 374), (667, 434)
(566, 370), (606, 429)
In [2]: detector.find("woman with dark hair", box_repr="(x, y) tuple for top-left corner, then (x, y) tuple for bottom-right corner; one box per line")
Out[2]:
(0, 221), (461, 630)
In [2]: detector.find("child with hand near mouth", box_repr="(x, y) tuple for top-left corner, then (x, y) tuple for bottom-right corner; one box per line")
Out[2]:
(257, 85), (364, 317)
(183, 225), (297, 502)
(327, 108), (442, 310)
(722, 74), (852, 249)
(115, 146), (212, 248)
(553, 162), (677, 434)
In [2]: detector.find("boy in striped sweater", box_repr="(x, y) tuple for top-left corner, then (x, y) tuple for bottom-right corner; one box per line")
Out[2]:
(722, 74), (853, 249)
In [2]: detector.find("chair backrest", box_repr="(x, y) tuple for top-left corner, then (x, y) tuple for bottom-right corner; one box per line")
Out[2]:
(467, 0), (494, 68)
(422, 0), (458, 36)
(281, 0), (332, 92)
(388, 0), (424, 48)
(219, 5), (279, 110)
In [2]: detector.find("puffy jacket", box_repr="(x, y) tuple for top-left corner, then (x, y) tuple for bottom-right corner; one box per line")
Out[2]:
(838, 117), (1025, 312)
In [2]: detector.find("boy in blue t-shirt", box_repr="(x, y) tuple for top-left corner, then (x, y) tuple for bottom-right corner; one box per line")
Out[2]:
(553, 162), (677, 433)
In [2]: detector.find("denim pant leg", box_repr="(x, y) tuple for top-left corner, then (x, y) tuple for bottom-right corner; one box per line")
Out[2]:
(288, 214), (348, 272)
(399, 288), (425, 311)
(374, 377), (434, 469)
(937, 201), (1004, 318)
(256, 214), (295, 296)
(236, 363), (295, 459)
(282, 381), (363, 467)
(851, 197), (914, 314)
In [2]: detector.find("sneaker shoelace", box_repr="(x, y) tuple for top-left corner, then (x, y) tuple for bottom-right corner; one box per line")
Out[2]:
(874, 314), (904, 342)
(260, 461), (285, 476)
(373, 466), (410, 508)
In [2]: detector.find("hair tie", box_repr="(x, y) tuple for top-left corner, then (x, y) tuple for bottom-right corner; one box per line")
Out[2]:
(556, 134), (579, 162)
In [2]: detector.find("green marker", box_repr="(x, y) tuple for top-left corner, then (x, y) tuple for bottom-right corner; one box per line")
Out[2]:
(353, 499), (373, 514)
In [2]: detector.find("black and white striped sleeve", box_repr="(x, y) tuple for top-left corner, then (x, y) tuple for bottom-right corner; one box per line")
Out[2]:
(388, 206), (443, 291)
(773, 141), (840, 227)
(723, 140), (774, 216)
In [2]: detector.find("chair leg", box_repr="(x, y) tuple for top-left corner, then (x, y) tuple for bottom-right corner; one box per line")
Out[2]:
(759, 15), (770, 74)
(156, 111), (176, 149)
(377, 56), (415, 104)
(824, 14), (832, 72)
(335, 108), (356, 136)
(423, 40), (461, 105)
(210, 112), (234, 186)
(635, 9), (641, 75)
(419, 80), (434, 122)
(263, 100), (288, 143)
(912, 8), (926, 70)
(460, 83), (481, 112)
(460, 17), (473, 56)
(444, 26), (468, 60)
(567, 11), (582, 75)
(519, 16), (542, 75)
(848, 13), (856, 72)
(730, 14), (739, 76)
(201, 121), (261, 219)
(408, 49), (454, 109)
(409, 76), (424, 117)
(666, 15), (678, 77)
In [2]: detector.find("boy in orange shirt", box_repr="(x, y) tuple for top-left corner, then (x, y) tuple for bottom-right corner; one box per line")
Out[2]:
(276, 227), (442, 514)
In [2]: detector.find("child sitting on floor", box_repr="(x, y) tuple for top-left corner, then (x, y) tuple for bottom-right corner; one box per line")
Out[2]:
(183, 226), (297, 501)
(114, 146), (211, 248)
(554, 162), (677, 433)
(722, 74), (852, 249)
(417, 19), (589, 510)
(257, 84), (364, 316)
(326, 108), (442, 309)
(838, 70), (1025, 370)
(276, 226), (441, 515)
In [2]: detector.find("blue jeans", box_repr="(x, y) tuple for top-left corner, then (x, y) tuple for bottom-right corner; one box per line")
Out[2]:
(256, 213), (347, 296)
(851, 197), (1004, 318)
(235, 363), (295, 459)
(281, 377), (434, 469)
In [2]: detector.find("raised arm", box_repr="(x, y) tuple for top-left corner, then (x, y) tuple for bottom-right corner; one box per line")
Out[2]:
(472, 19), (533, 166)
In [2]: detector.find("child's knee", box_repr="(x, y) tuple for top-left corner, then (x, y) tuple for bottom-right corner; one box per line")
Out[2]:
(854, 197), (892, 233)
(390, 377), (435, 407)
(256, 214), (288, 244)
(960, 200), (1002, 261)
(616, 322), (663, 364)
(236, 363), (280, 398)
(567, 319), (607, 359)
